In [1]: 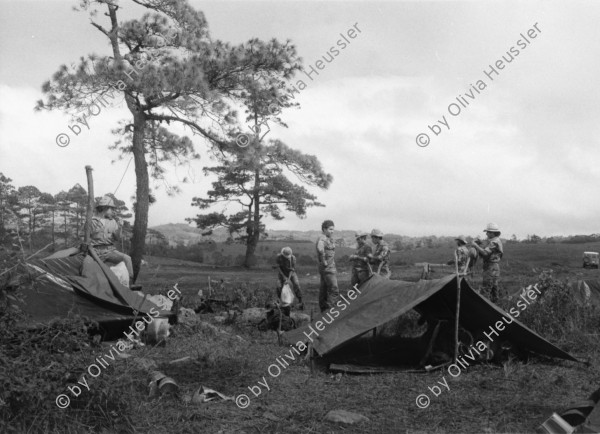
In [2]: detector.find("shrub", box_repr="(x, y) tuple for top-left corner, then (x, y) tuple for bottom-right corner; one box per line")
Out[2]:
(0, 279), (132, 432)
(513, 271), (600, 346)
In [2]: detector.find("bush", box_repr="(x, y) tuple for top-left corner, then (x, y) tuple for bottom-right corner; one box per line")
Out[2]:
(0, 280), (132, 432)
(512, 271), (600, 346)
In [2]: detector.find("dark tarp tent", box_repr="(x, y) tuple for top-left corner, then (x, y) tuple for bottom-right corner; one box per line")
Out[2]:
(283, 274), (577, 363)
(18, 247), (172, 335)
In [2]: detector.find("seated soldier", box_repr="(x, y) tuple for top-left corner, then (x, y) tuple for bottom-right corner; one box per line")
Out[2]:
(90, 195), (135, 287)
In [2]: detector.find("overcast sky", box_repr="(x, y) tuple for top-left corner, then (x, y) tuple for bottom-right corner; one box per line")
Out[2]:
(1, 0), (599, 239)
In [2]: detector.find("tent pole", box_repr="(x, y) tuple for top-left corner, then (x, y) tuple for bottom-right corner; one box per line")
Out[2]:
(454, 256), (470, 363)
(84, 165), (94, 245)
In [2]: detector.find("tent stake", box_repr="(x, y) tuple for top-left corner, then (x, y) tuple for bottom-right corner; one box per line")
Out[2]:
(83, 165), (94, 245)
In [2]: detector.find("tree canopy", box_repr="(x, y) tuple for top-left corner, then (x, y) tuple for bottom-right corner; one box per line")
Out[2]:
(36, 0), (303, 278)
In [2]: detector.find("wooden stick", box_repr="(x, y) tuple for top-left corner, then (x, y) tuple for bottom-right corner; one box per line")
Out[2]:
(454, 255), (470, 363)
(84, 166), (94, 244)
(277, 303), (282, 346)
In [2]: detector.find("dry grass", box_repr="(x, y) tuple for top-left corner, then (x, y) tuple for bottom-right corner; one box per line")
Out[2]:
(5, 242), (600, 433)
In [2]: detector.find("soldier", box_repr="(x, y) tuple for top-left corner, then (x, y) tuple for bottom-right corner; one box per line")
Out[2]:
(470, 223), (504, 302)
(316, 220), (339, 312)
(275, 247), (304, 310)
(349, 232), (372, 288)
(90, 195), (135, 286)
(447, 235), (478, 275)
(367, 229), (391, 278)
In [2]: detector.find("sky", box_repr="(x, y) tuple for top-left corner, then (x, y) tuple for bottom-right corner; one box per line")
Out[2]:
(1, 0), (599, 239)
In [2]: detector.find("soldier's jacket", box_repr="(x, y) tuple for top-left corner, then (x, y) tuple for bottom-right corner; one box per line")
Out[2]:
(480, 236), (503, 264)
(316, 234), (336, 273)
(276, 253), (296, 277)
(456, 245), (478, 272)
(370, 240), (390, 272)
(352, 244), (373, 271)
(90, 216), (120, 248)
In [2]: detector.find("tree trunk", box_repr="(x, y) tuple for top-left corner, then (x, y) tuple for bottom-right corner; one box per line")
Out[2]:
(129, 112), (149, 281)
(63, 206), (68, 245)
(243, 169), (261, 268)
(51, 208), (55, 246)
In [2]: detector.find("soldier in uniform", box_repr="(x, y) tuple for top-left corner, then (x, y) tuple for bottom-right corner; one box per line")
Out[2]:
(471, 223), (503, 302)
(90, 195), (135, 286)
(349, 232), (372, 288)
(316, 220), (339, 312)
(274, 247), (304, 310)
(448, 235), (478, 276)
(368, 229), (391, 279)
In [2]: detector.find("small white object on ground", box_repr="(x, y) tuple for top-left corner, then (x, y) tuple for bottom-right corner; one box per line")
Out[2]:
(324, 410), (370, 425)
(191, 386), (233, 403)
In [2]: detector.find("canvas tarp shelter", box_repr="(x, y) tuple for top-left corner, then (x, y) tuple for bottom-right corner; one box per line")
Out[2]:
(18, 247), (172, 327)
(283, 274), (577, 362)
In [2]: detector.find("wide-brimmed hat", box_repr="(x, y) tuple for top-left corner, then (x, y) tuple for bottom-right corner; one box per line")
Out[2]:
(370, 229), (384, 238)
(454, 235), (467, 244)
(484, 222), (501, 234)
(281, 247), (292, 258)
(96, 195), (116, 209)
(355, 231), (367, 239)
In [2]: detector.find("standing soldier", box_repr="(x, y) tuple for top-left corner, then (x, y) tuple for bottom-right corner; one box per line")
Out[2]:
(275, 247), (304, 310)
(368, 229), (391, 279)
(316, 220), (339, 312)
(471, 223), (503, 302)
(448, 235), (478, 276)
(349, 232), (372, 288)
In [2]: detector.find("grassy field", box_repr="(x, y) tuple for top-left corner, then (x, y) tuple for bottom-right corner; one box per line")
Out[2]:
(118, 241), (600, 433)
(6, 241), (600, 433)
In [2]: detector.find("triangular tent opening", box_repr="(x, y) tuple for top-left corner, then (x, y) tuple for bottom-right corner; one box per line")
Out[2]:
(283, 274), (577, 369)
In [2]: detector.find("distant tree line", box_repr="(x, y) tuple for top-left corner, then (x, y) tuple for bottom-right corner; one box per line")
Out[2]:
(0, 173), (132, 252)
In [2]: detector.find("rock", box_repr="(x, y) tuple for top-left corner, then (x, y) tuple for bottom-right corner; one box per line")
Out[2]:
(240, 307), (268, 324)
(214, 316), (227, 323)
(115, 352), (131, 360)
(146, 317), (170, 346)
(290, 312), (311, 327)
(324, 410), (369, 425)
(178, 307), (197, 324)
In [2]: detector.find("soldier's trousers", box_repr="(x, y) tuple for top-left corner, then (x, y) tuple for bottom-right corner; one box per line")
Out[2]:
(350, 268), (370, 289)
(96, 246), (134, 279)
(319, 271), (339, 312)
(277, 272), (303, 301)
(481, 263), (500, 302)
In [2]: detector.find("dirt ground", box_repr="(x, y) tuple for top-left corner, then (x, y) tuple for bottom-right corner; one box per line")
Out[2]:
(112, 244), (600, 434)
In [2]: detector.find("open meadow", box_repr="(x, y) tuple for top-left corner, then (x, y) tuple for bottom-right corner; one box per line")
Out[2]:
(52, 240), (599, 434)
(4, 240), (600, 433)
